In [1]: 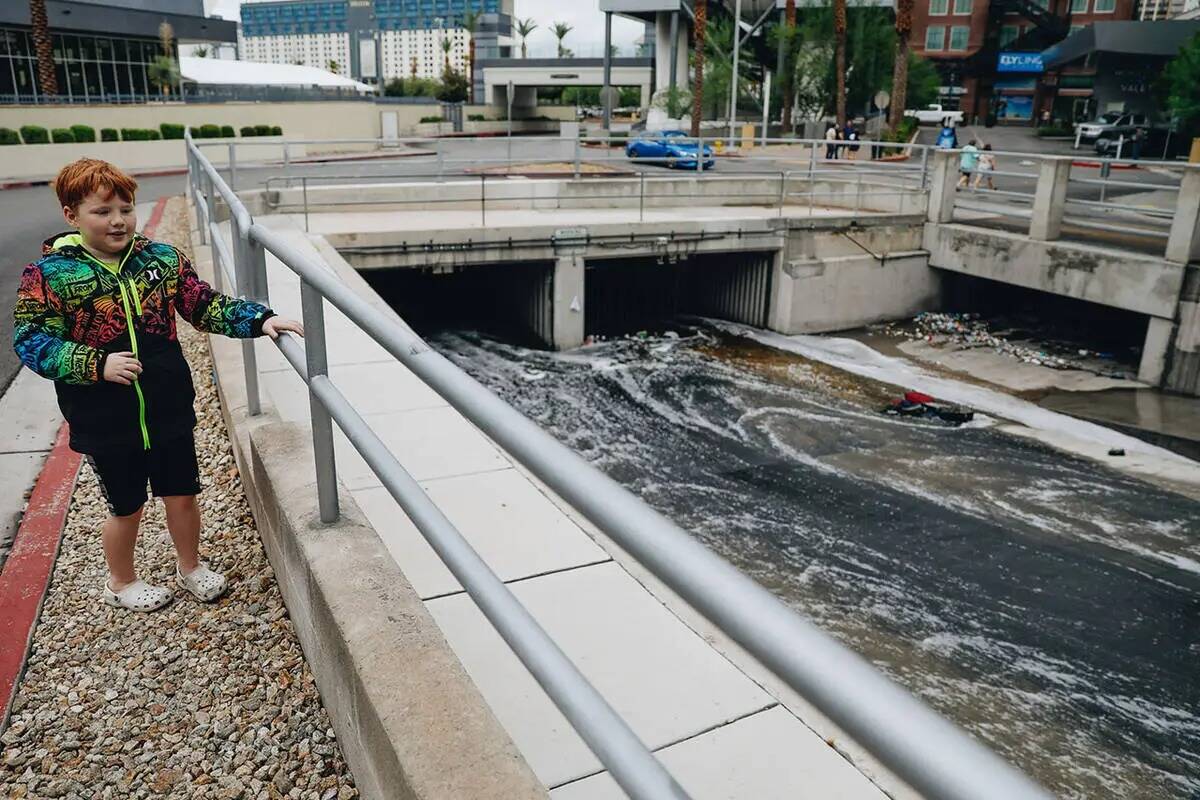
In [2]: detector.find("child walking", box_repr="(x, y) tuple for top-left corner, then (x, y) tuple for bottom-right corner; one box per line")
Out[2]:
(13, 158), (303, 612)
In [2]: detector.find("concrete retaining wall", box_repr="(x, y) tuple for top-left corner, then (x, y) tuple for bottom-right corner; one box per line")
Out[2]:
(924, 223), (1185, 319)
(192, 224), (548, 800)
(261, 175), (928, 217)
(770, 225), (938, 334)
(1166, 265), (1200, 396)
(0, 137), (292, 181)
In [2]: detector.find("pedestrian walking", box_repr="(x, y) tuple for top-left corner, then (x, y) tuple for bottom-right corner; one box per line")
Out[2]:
(972, 143), (996, 190)
(825, 123), (838, 159)
(12, 158), (305, 612)
(957, 139), (979, 189)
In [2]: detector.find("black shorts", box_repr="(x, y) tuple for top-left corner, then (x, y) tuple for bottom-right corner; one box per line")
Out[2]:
(86, 433), (202, 517)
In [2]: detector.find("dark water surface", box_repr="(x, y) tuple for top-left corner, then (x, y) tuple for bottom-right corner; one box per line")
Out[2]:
(428, 328), (1200, 800)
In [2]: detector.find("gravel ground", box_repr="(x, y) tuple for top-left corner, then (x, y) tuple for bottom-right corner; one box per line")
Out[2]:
(0, 197), (359, 800)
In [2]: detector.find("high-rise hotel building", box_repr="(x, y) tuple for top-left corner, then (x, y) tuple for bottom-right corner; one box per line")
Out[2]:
(239, 0), (511, 83)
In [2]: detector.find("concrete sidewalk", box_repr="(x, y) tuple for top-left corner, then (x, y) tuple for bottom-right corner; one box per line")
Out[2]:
(0, 371), (62, 570)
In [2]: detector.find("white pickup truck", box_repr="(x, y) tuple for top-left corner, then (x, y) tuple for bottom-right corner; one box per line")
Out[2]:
(904, 104), (965, 126)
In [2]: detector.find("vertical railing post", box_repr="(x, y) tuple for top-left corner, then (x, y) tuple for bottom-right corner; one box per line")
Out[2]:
(574, 135), (582, 179)
(480, 174), (486, 227)
(300, 278), (339, 524)
(695, 135), (704, 173)
(808, 141), (817, 182)
(282, 141), (290, 184)
(302, 176), (310, 233)
(1029, 156), (1071, 241)
(228, 141), (237, 190)
(228, 212), (261, 416)
(436, 139), (444, 182)
(639, 170), (645, 222)
(920, 146), (930, 190)
(778, 170), (786, 218)
(204, 171), (217, 234)
(1099, 159), (1110, 205)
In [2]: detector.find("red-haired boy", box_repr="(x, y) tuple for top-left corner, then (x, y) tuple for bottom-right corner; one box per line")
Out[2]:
(13, 158), (303, 611)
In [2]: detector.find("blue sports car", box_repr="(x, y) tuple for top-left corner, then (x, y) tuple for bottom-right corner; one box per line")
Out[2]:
(625, 130), (715, 170)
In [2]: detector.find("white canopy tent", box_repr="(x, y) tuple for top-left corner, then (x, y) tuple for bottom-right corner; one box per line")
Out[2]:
(178, 56), (375, 93)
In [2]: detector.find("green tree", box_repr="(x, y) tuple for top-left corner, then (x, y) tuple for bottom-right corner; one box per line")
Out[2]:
(552, 21), (573, 58)
(193, 45), (210, 58)
(516, 17), (537, 59)
(690, 0), (706, 137)
(903, 54), (940, 111)
(327, 59), (340, 73)
(889, 0), (914, 128)
(438, 68), (468, 102)
(30, 0), (57, 95)
(463, 10), (480, 103)
(149, 21), (179, 96)
(1163, 31), (1200, 136)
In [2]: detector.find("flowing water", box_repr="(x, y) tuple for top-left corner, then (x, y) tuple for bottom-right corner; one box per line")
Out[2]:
(426, 327), (1200, 800)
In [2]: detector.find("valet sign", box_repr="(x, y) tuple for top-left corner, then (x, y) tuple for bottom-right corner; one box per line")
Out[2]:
(997, 52), (1044, 73)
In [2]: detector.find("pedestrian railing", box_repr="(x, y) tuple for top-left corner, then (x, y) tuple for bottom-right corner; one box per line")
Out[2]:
(186, 130), (1056, 800)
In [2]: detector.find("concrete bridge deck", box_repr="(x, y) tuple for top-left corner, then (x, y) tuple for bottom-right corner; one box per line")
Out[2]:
(218, 213), (898, 798)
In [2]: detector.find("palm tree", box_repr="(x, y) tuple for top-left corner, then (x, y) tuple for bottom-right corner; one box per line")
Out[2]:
(833, 0), (847, 127)
(149, 21), (179, 96)
(193, 45), (210, 58)
(410, 55), (418, 79)
(30, 0), (57, 96)
(441, 37), (452, 75)
(463, 10), (480, 103)
(552, 22), (572, 58)
(327, 58), (340, 74)
(516, 17), (537, 59)
(889, 0), (914, 129)
(780, 0), (796, 134)
(690, 0), (706, 138)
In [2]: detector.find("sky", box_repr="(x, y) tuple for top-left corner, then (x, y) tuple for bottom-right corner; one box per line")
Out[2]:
(205, 1), (646, 58)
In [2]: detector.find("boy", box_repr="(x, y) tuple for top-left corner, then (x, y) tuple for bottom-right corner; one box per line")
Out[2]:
(13, 158), (303, 612)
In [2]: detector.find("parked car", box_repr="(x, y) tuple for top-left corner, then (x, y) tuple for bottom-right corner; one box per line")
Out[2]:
(625, 130), (715, 169)
(904, 104), (965, 126)
(1095, 125), (1182, 159)
(1076, 112), (1150, 144)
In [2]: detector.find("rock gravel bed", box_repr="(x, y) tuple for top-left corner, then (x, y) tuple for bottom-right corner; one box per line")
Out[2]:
(0, 197), (359, 800)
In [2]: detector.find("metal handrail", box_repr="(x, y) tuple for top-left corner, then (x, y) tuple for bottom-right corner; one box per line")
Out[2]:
(185, 131), (1052, 800)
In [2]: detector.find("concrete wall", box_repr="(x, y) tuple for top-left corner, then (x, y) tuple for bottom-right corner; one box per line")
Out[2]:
(1166, 265), (1200, 396)
(0, 137), (292, 181)
(262, 175), (928, 218)
(924, 223), (1186, 320)
(769, 225), (939, 335)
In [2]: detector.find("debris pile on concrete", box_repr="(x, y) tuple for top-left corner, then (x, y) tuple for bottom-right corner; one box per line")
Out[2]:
(881, 312), (1134, 377)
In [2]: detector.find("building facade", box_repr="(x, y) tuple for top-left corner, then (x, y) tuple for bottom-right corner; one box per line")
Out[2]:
(239, 0), (510, 83)
(0, 0), (236, 101)
(910, 0), (1136, 125)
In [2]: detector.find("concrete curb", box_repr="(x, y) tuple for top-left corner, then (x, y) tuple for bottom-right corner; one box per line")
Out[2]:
(0, 425), (81, 735)
(190, 215), (547, 800)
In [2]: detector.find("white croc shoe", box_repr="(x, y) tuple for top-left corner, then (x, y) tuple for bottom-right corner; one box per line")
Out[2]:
(175, 562), (228, 602)
(104, 579), (173, 612)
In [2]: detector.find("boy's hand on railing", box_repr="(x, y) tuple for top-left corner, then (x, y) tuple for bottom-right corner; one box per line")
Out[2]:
(103, 352), (142, 385)
(262, 317), (304, 340)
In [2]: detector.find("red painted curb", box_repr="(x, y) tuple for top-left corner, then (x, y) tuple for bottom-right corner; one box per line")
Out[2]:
(0, 424), (82, 730)
(143, 195), (169, 237)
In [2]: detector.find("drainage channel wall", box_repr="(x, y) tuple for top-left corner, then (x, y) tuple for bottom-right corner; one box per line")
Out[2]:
(251, 174), (929, 218)
(186, 220), (548, 800)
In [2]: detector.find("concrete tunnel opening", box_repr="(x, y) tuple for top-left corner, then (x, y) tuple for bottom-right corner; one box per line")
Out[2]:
(940, 272), (1153, 371)
(358, 251), (776, 348)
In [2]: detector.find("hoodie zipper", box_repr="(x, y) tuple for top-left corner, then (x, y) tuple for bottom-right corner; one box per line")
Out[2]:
(77, 239), (151, 451)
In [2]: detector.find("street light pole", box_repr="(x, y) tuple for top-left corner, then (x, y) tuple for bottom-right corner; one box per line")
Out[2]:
(728, 0), (741, 145)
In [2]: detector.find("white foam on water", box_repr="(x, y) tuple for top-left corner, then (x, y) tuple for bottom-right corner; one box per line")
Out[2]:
(710, 321), (1200, 477)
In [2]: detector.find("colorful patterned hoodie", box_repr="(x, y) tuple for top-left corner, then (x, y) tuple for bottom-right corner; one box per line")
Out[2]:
(13, 232), (274, 454)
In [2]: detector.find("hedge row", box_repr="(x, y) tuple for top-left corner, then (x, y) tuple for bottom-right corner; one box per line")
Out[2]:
(0, 123), (284, 144)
